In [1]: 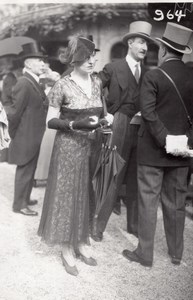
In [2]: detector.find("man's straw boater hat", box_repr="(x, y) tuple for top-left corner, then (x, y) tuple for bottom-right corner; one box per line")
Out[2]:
(156, 22), (192, 54)
(122, 21), (155, 44)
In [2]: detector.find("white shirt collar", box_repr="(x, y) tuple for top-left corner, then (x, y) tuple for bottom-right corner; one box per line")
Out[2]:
(126, 54), (141, 76)
(25, 70), (39, 83)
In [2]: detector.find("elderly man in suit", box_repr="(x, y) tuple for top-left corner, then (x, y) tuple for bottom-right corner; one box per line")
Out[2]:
(8, 50), (47, 216)
(122, 22), (193, 267)
(91, 21), (155, 241)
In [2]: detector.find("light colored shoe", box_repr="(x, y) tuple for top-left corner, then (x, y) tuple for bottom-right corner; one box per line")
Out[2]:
(60, 252), (78, 276)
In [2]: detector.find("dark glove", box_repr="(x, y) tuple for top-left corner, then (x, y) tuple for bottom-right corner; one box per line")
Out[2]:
(73, 116), (100, 130)
(48, 118), (69, 131)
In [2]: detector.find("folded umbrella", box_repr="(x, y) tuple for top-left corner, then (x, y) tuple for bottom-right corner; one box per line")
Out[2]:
(92, 133), (125, 217)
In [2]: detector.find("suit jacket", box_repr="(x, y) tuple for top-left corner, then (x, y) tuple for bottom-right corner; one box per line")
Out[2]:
(138, 59), (193, 167)
(8, 72), (47, 166)
(99, 58), (146, 117)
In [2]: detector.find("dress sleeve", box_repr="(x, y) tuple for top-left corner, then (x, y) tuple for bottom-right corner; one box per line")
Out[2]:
(47, 79), (65, 109)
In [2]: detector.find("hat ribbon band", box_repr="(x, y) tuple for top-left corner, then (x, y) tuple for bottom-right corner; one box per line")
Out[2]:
(162, 37), (186, 51)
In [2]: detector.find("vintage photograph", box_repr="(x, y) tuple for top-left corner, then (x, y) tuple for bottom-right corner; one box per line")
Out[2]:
(0, 1), (193, 299)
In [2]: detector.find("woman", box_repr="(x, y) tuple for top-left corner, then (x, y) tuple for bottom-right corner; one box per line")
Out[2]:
(38, 35), (112, 276)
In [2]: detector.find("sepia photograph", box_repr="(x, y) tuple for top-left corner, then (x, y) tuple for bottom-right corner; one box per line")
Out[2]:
(0, 1), (193, 299)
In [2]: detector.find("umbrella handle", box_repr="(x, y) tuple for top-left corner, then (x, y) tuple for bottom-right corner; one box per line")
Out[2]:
(106, 132), (113, 148)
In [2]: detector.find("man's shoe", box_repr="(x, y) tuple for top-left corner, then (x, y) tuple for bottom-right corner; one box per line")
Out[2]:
(171, 257), (181, 265)
(27, 199), (38, 206)
(91, 232), (103, 242)
(13, 207), (38, 216)
(122, 249), (152, 267)
(168, 252), (181, 265)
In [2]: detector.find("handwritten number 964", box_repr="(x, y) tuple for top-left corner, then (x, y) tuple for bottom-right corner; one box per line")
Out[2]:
(154, 9), (186, 22)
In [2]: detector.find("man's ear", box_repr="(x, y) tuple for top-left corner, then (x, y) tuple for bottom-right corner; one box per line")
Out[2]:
(128, 38), (134, 49)
(162, 45), (167, 57)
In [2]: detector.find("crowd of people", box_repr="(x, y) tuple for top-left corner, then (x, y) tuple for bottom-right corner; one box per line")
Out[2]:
(0, 20), (193, 277)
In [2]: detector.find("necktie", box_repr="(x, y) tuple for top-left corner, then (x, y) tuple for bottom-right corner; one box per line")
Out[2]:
(134, 64), (140, 84)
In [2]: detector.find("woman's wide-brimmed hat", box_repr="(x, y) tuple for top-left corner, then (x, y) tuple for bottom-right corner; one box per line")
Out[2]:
(71, 37), (95, 63)
(156, 22), (192, 54)
(122, 21), (155, 44)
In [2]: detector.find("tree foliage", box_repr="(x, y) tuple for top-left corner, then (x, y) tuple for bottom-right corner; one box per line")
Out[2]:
(0, 3), (148, 38)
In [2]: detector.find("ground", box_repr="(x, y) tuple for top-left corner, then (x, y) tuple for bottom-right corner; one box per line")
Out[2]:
(0, 162), (193, 300)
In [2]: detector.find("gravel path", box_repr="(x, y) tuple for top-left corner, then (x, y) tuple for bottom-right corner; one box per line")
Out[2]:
(0, 162), (193, 300)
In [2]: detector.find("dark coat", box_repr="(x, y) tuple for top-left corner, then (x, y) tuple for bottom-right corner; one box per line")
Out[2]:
(99, 58), (146, 117)
(138, 59), (193, 167)
(8, 72), (47, 166)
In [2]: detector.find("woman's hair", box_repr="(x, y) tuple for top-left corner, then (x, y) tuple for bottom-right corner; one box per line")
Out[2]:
(59, 34), (95, 65)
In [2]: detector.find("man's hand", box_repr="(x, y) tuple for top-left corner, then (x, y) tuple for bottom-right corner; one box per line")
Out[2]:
(169, 148), (192, 158)
(99, 113), (114, 127)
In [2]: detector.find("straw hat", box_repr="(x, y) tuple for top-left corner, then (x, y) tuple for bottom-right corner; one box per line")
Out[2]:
(156, 22), (192, 54)
(122, 21), (155, 44)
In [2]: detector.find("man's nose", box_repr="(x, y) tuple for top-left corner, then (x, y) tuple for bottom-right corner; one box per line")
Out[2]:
(142, 43), (148, 51)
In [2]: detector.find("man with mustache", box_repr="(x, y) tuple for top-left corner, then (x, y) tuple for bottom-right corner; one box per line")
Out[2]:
(122, 22), (193, 267)
(92, 21), (155, 241)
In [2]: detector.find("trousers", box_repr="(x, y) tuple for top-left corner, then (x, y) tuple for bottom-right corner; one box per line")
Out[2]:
(12, 152), (39, 211)
(136, 164), (189, 263)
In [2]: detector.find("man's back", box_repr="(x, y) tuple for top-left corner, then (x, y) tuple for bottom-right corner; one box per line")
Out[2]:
(138, 59), (193, 167)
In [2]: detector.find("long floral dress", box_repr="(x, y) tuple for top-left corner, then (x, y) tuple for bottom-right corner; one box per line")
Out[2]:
(37, 74), (103, 248)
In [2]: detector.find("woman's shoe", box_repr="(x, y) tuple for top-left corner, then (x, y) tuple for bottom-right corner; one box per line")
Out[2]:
(60, 252), (78, 276)
(77, 252), (97, 266)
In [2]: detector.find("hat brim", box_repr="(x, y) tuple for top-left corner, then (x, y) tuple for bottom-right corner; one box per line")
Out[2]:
(22, 53), (47, 60)
(122, 33), (156, 45)
(156, 37), (192, 54)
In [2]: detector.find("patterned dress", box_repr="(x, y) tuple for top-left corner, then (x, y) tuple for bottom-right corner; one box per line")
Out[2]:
(38, 74), (103, 248)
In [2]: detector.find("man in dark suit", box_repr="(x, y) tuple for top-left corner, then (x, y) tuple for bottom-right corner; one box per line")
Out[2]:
(122, 22), (193, 267)
(8, 51), (47, 216)
(92, 21), (155, 241)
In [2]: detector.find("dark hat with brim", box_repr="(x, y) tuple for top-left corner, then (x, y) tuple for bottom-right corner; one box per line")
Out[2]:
(22, 52), (47, 60)
(122, 21), (155, 44)
(20, 43), (47, 60)
(71, 37), (95, 63)
(156, 22), (192, 54)
(87, 35), (100, 52)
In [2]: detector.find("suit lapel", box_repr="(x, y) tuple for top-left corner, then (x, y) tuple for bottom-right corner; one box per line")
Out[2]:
(116, 59), (138, 90)
(24, 72), (46, 101)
